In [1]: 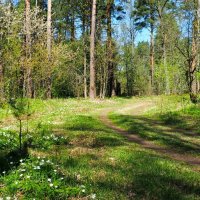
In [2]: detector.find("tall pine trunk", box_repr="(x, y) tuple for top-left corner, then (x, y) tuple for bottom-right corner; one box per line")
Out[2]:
(157, 1), (170, 95)
(82, 17), (88, 99)
(197, 0), (200, 94)
(149, 15), (154, 94)
(25, 0), (32, 98)
(189, 1), (198, 103)
(47, 0), (52, 99)
(106, 0), (115, 97)
(89, 0), (97, 99)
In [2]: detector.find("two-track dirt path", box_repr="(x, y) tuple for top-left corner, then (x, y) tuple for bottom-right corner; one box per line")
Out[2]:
(99, 100), (200, 171)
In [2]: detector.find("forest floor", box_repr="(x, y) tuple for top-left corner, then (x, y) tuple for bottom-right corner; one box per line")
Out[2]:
(0, 95), (200, 199)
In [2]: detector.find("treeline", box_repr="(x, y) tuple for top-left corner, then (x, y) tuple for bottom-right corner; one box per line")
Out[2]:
(0, 0), (199, 102)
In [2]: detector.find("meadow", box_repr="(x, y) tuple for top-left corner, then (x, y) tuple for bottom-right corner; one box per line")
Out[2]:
(0, 96), (200, 200)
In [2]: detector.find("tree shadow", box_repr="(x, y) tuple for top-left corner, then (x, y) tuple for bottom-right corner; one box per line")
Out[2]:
(51, 115), (125, 148)
(111, 114), (200, 154)
(93, 136), (123, 147)
(65, 115), (112, 133)
(159, 111), (200, 133)
(0, 143), (29, 174)
(92, 150), (200, 200)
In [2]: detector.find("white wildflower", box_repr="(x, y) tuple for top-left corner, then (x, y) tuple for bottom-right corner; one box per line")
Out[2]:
(91, 194), (96, 199)
(109, 157), (115, 161)
(76, 174), (81, 180)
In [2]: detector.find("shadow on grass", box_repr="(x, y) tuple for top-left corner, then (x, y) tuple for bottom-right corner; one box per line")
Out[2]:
(93, 150), (200, 200)
(66, 115), (112, 133)
(52, 115), (124, 148)
(110, 114), (200, 154)
(160, 111), (200, 135)
(94, 136), (123, 147)
(0, 144), (29, 173)
(53, 146), (200, 199)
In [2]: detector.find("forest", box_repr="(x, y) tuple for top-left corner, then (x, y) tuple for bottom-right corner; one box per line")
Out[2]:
(0, 0), (200, 199)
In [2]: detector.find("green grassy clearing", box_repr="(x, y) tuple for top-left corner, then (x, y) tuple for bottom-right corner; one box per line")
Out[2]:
(0, 96), (200, 199)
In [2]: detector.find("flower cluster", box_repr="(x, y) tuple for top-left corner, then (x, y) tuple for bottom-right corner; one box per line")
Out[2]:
(0, 156), (95, 199)
(0, 131), (18, 150)
(32, 133), (69, 150)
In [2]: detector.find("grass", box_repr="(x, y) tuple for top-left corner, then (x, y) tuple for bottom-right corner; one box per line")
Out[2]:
(110, 95), (200, 155)
(0, 96), (200, 199)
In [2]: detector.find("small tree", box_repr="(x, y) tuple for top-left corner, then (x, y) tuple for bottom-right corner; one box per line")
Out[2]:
(9, 98), (31, 151)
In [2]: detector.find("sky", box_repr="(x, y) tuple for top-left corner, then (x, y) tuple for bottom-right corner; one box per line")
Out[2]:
(10, 0), (149, 45)
(136, 29), (150, 43)
(117, 0), (150, 44)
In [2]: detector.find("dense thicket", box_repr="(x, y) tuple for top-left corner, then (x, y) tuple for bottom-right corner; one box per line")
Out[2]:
(0, 0), (199, 102)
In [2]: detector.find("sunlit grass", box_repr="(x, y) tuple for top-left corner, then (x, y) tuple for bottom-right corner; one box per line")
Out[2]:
(0, 96), (200, 199)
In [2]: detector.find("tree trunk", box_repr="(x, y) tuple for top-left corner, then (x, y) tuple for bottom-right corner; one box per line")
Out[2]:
(187, 0), (199, 103)
(25, 0), (32, 98)
(149, 21), (154, 94)
(89, 0), (97, 99)
(197, 0), (200, 94)
(84, 49), (87, 98)
(189, 15), (198, 103)
(157, 1), (170, 95)
(163, 34), (170, 95)
(71, 13), (75, 41)
(125, 62), (130, 96)
(82, 17), (88, 99)
(19, 119), (22, 151)
(102, 65), (108, 99)
(0, 63), (4, 100)
(99, 68), (103, 99)
(47, 0), (52, 99)
(106, 0), (115, 97)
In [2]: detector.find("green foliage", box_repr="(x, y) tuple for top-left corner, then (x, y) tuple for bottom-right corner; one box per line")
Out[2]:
(0, 131), (18, 150)
(0, 157), (85, 199)
(9, 98), (30, 120)
(32, 122), (69, 150)
(8, 98), (33, 150)
(0, 0), (198, 99)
